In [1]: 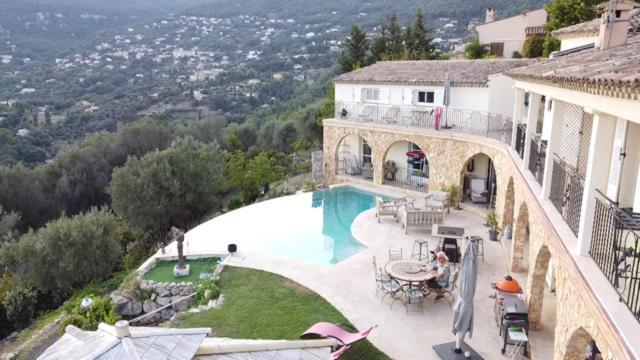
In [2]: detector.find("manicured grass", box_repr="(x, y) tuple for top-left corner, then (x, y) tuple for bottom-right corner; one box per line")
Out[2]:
(175, 266), (389, 360)
(143, 258), (217, 283)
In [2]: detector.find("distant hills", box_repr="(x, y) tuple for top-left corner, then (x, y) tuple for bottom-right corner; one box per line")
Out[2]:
(1, 0), (548, 60)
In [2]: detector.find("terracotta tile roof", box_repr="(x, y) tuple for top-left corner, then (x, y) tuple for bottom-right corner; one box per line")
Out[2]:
(507, 34), (640, 99)
(551, 19), (601, 38)
(334, 59), (537, 87)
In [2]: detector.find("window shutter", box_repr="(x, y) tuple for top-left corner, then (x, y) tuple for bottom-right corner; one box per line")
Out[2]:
(412, 89), (417, 105)
(606, 118), (628, 200)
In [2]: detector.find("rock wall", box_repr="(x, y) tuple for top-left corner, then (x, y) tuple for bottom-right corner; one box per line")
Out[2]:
(111, 278), (195, 325)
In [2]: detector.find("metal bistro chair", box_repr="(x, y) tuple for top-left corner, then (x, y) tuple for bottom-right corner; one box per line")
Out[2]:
(379, 270), (403, 308)
(442, 269), (460, 306)
(401, 285), (428, 315)
(372, 256), (385, 296)
(388, 249), (403, 261)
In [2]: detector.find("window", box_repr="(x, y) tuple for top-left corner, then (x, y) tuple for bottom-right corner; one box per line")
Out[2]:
(489, 42), (504, 57)
(417, 91), (435, 104)
(362, 140), (372, 165)
(362, 88), (380, 102)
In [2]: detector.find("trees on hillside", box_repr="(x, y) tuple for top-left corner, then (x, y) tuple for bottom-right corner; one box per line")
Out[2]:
(226, 151), (285, 204)
(109, 137), (225, 238)
(523, 35), (545, 58)
(5, 208), (123, 295)
(405, 9), (435, 60)
(339, 25), (369, 72)
(543, 0), (600, 56)
(369, 9), (436, 63)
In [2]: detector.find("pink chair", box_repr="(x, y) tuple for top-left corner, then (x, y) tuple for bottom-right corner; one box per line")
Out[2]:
(300, 322), (376, 359)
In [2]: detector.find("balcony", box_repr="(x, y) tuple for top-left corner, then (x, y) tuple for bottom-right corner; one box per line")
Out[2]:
(590, 190), (640, 323)
(335, 101), (513, 145)
(549, 154), (584, 237)
(528, 134), (547, 186)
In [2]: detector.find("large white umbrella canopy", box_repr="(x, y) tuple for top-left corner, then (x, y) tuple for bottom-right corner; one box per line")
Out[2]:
(452, 237), (478, 339)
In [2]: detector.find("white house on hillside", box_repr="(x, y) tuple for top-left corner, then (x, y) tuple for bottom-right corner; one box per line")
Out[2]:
(475, 7), (547, 58)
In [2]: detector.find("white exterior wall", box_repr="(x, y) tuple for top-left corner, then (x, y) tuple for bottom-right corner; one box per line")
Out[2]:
(385, 141), (411, 166)
(559, 36), (599, 51)
(335, 83), (494, 113)
(618, 121), (640, 208)
(487, 74), (517, 118)
(476, 8), (546, 58)
(338, 134), (361, 159)
(468, 153), (491, 179)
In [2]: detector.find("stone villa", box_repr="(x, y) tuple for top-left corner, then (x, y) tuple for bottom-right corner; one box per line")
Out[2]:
(323, 1), (640, 358)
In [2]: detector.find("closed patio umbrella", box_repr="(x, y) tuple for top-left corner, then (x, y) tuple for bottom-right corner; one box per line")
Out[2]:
(442, 72), (452, 129)
(452, 236), (478, 353)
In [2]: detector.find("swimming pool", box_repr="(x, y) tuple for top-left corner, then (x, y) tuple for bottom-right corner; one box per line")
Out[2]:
(185, 186), (390, 266)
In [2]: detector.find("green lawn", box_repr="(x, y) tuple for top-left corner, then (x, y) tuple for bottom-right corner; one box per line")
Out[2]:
(143, 258), (217, 283)
(175, 266), (389, 359)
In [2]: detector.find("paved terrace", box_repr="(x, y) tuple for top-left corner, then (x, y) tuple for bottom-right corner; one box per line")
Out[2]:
(158, 184), (555, 359)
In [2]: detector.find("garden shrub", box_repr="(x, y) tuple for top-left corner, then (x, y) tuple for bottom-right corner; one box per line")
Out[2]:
(227, 197), (244, 211)
(63, 296), (118, 331)
(302, 180), (317, 192)
(2, 286), (37, 329)
(193, 278), (221, 306)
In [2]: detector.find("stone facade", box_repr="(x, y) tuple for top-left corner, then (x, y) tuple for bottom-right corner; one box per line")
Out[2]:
(323, 119), (632, 359)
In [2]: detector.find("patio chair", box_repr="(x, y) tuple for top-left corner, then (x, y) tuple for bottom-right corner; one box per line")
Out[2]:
(300, 322), (376, 359)
(372, 256), (384, 295)
(375, 196), (399, 223)
(442, 269), (460, 306)
(401, 208), (444, 234)
(379, 271), (403, 308)
(401, 285), (429, 315)
(388, 249), (403, 261)
(425, 190), (450, 213)
(470, 178), (488, 203)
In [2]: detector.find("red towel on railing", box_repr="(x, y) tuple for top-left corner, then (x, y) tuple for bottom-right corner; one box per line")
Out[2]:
(434, 106), (442, 130)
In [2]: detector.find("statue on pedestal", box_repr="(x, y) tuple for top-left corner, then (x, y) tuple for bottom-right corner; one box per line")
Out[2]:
(171, 226), (190, 277)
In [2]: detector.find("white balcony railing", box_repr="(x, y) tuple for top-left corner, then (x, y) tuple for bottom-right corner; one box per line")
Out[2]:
(335, 101), (513, 145)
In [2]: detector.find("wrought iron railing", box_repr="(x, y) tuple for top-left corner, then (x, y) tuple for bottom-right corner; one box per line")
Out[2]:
(335, 156), (373, 181)
(590, 190), (640, 323)
(335, 101), (513, 145)
(528, 135), (547, 186)
(549, 154), (585, 236)
(382, 166), (429, 193)
(515, 124), (527, 159)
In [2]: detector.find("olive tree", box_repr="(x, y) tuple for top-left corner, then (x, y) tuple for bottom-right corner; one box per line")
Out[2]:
(109, 137), (225, 238)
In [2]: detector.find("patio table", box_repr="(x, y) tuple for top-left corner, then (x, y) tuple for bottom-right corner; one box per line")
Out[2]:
(385, 260), (435, 284)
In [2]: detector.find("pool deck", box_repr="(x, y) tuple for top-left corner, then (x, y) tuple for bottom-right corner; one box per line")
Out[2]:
(162, 184), (555, 359)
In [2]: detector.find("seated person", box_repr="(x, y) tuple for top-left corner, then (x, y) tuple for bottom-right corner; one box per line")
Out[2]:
(424, 251), (450, 300)
(429, 244), (442, 263)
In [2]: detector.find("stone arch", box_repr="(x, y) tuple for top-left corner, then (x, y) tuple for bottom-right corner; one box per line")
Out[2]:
(511, 201), (529, 272)
(459, 152), (497, 206)
(381, 139), (429, 192)
(334, 132), (375, 180)
(502, 177), (515, 230)
(563, 327), (594, 360)
(527, 244), (552, 329)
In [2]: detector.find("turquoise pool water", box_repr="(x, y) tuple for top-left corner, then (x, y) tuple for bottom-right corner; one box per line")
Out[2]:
(187, 185), (390, 266)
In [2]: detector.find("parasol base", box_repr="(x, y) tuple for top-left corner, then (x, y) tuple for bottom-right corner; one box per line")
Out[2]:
(432, 342), (483, 360)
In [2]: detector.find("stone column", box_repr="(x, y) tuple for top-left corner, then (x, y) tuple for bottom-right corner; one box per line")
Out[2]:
(522, 92), (541, 171)
(576, 112), (617, 256)
(541, 99), (566, 199)
(511, 88), (525, 149)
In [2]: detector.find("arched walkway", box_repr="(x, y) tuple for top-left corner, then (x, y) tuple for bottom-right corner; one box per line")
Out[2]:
(334, 133), (374, 181)
(459, 152), (496, 208)
(528, 245), (552, 329)
(563, 327), (595, 359)
(382, 140), (429, 192)
(502, 177), (515, 232)
(511, 202), (529, 272)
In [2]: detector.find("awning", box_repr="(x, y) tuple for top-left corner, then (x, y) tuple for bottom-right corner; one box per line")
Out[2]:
(406, 150), (425, 158)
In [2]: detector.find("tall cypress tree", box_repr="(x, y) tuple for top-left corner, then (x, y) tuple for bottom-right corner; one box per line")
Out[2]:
(408, 8), (435, 60)
(370, 27), (388, 63)
(339, 25), (369, 73)
(385, 14), (404, 60)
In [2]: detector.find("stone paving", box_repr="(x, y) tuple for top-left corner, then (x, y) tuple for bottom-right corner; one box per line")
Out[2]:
(167, 184), (555, 359)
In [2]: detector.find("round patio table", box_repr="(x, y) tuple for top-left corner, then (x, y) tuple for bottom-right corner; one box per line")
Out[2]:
(385, 260), (435, 284)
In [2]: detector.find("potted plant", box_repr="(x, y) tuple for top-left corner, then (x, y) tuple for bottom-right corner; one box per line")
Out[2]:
(486, 211), (500, 241)
(447, 184), (460, 209)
